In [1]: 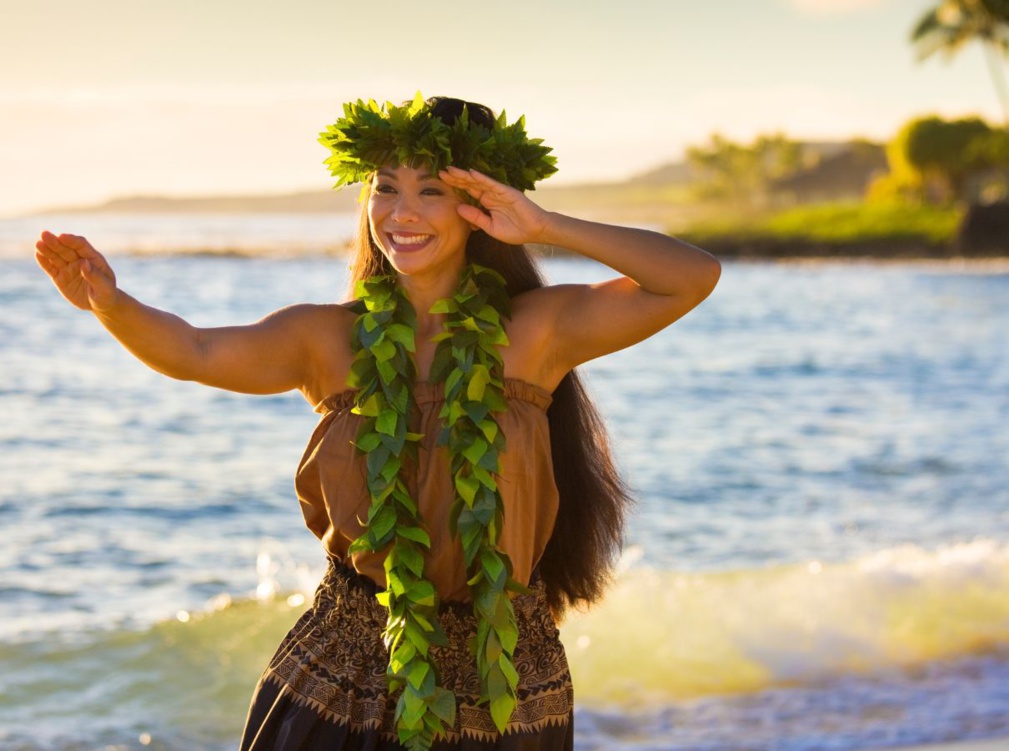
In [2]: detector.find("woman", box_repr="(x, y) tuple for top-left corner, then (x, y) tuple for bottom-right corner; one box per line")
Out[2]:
(35, 95), (720, 751)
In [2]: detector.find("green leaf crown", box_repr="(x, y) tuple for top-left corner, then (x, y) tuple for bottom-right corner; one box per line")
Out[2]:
(319, 92), (558, 191)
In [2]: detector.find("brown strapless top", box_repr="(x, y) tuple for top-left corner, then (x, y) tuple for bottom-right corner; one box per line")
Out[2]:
(295, 378), (559, 602)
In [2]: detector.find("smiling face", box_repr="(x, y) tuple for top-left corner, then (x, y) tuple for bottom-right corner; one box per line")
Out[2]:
(367, 165), (472, 280)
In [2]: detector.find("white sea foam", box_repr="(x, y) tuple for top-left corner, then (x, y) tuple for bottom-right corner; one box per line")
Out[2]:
(564, 539), (1009, 705)
(3, 541), (1009, 751)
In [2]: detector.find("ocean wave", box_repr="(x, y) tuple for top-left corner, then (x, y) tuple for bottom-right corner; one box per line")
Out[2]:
(3, 541), (1009, 750)
(564, 539), (1009, 703)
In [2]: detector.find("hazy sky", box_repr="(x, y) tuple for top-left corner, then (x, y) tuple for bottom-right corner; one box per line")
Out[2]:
(0, 0), (1000, 215)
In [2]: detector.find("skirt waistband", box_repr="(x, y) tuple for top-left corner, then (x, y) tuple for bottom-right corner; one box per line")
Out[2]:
(325, 556), (546, 612)
(327, 556), (381, 596)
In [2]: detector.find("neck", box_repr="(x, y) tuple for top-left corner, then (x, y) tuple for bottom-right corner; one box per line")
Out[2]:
(396, 264), (465, 335)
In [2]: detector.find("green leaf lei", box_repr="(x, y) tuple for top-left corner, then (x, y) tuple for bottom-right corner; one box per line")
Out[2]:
(319, 92), (558, 192)
(347, 264), (524, 750)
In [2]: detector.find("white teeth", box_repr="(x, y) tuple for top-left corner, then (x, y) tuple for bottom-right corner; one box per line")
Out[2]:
(391, 234), (431, 245)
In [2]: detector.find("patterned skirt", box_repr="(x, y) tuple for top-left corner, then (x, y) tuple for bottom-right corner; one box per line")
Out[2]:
(240, 559), (574, 750)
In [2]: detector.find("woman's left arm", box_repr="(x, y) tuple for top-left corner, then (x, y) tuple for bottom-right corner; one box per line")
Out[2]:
(440, 167), (721, 369)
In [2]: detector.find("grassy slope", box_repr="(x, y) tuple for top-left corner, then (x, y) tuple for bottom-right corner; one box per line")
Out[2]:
(681, 201), (963, 248)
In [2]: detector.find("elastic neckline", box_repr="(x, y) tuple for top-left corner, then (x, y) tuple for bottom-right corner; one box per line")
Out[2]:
(315, 377), (553, 415)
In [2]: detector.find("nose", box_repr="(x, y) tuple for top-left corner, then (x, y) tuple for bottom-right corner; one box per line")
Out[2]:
(391, 192), (421, 224)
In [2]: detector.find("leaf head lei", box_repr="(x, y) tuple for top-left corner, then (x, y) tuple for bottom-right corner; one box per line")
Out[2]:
(347, 264), (526, 750)
(319, 92), (558, 192)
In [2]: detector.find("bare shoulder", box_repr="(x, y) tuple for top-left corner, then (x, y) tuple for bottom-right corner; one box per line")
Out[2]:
(511, 283), (591, 318)
(504, 286), (579, 392)
(509, 283), (588, 335)
(257, 301), (355, 350)
(277, 301), (355, 325)
(270, 302), (357, 405)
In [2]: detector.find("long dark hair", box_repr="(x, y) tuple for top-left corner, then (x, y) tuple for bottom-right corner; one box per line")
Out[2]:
(347, 97), (633, 618)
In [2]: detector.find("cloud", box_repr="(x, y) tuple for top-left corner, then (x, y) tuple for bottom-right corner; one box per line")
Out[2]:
(786, 0), (890, 14)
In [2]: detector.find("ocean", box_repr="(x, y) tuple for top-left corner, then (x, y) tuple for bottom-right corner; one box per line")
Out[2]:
(2, 213), (1008, 750)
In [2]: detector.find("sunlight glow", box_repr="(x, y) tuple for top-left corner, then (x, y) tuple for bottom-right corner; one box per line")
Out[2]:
(787, 0), (890, 13)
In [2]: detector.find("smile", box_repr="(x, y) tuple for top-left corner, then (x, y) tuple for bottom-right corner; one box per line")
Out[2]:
(391, 233), (431, 245)
(387, 232), (433, 252)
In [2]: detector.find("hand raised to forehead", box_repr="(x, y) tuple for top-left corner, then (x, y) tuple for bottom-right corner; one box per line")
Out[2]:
(439, 167), (551, 247)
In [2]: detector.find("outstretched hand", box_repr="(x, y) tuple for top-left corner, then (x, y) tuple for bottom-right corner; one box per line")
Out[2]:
(439, 167), (552, 246)
(35, 231), (119, 312)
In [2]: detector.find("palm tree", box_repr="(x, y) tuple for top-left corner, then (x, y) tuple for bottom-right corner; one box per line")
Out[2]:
(911, 0), (1009, 126)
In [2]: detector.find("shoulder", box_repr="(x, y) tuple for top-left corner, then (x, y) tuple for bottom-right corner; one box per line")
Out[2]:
(255, 301), (357, 350)
(254, 301), (358, 346)
(264, 301), (356, 326)
(509, 284), (584, 336)
(511, 284), (581, 314)
(267, 302), (359, 406)
(502, 286), (579, 391)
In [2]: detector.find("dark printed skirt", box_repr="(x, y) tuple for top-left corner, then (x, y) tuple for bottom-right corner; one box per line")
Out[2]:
(240, 559), (574, 750)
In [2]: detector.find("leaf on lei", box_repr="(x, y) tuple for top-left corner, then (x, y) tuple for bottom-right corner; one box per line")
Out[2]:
(346, 265), (523, 747)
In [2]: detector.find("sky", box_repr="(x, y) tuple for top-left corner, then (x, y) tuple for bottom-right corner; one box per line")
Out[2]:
(0, 0), (1002, 216)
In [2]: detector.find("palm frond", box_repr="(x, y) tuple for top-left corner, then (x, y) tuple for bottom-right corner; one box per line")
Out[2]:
(911, 2), (989, 60)
(911, 9), (943, 42)
(981, 0), (1009, 22)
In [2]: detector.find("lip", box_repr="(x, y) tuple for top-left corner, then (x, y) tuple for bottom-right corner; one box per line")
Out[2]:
(385, 230), (433, 253)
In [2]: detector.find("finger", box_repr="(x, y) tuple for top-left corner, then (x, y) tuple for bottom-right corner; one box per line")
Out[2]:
(34, 249), (60, 279)
(36, 238), (54, 257)
(447, 167), (503, 189)
(440, 166), (496, 190)
(449, 170), (519, 207)
(457, 203), (492, 232)
(441, 167), (489, 188)
(79, 258), (105, 285)
(80, 258), (118, 305)
(78, 259), (104, 296)
(39, 231), (80, 264)
(438, 169), (480, 194)
(58, 233), (102, 259)
(52, 234), (112, 279)
(441, 173), (499, 205)
(36, 239), (72, 269)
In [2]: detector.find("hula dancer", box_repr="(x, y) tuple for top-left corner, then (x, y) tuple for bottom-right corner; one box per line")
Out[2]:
(34, 94), (721, 750)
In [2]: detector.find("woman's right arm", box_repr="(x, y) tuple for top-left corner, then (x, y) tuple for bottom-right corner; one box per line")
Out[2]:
(35, 231), (336, 397)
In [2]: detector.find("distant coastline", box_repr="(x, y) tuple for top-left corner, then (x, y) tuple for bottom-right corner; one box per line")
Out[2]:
(29, 189), (362, 216)
(16, 139), (1007, 260)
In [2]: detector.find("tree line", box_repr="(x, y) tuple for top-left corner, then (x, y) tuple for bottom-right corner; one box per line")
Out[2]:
(684, 116), (1008, 209)
(683, 1), (1009, 210)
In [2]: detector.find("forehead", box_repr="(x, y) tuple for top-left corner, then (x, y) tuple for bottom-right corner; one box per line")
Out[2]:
(375, 165), (439, 181)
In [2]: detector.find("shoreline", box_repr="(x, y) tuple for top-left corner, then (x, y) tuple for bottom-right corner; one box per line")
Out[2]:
(682, 236), (1006, 261)
(105, 245), (1009, 266)
(5, 205), (1005, 261)
(5, 247), (1009, 266)
(3, 224), (1007, 263)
